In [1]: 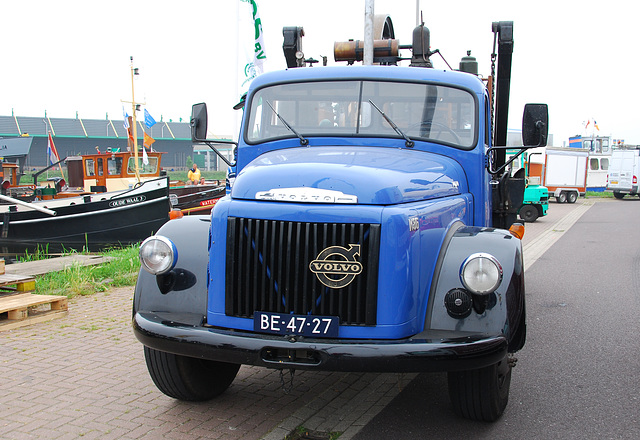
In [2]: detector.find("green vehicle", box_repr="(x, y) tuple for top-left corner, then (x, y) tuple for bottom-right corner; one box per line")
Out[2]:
(512, 151), (549, 222)
(520, 182), (549, 222)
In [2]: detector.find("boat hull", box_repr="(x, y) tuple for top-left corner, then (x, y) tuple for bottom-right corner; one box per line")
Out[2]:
(0, 177), (170, 250)
(170, 185), (225, 215)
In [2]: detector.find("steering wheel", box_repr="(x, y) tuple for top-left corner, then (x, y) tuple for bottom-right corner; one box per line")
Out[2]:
(409, 121), (462, 144)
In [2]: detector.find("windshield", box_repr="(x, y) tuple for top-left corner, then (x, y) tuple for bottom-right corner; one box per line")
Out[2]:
(246, 80), (477, 149)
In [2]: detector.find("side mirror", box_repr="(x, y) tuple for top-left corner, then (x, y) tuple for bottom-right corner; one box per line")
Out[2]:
(191, 103), (208, 142)
(189, 101), (238, 168)
(522, 103), (548, 147)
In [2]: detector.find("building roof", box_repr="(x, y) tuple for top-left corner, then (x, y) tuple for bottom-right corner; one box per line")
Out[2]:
(0, 114), (191, 140)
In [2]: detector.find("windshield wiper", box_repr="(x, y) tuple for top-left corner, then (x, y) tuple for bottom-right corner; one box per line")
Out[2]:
(266, 101), (308, 146)
(368, 100), (415, 148)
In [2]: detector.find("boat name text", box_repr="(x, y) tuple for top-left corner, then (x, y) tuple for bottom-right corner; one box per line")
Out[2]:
(109, 195), (147, 208)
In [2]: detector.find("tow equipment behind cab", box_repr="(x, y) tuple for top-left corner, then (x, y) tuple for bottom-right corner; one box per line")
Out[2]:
(133, 18), (548, 422)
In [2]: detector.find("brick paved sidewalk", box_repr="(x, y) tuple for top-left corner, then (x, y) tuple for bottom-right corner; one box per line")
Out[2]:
(1, 287), (408, 440)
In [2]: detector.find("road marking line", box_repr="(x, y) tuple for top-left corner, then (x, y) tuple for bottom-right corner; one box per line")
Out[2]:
(523, 201), (594, 270)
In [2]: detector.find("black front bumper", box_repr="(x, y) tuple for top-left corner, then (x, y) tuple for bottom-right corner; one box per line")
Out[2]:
(133, 311), (508, 373)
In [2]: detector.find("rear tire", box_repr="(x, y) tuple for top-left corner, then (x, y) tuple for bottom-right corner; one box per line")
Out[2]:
(448, 355), (512, 422)
(567, 192), (578, 203)
(144, 346), (240, 401)
(556, 192), (567, 203)
(613, 191), (624, 199)
(519, 205), (539, 222)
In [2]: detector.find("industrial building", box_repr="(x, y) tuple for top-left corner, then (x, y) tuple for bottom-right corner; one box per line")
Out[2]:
(0, 114), (233, 172)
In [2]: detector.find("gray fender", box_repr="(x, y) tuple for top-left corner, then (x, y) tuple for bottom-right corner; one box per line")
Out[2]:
(133, 216), (211, 324)
(424, 222), (526, 352)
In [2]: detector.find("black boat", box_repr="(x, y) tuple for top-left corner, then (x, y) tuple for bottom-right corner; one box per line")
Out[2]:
(169, 184), (225, 215)
(0, 176), (170, 252)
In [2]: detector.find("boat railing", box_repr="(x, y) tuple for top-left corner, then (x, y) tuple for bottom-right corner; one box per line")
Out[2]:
(0, 194), (57, 216)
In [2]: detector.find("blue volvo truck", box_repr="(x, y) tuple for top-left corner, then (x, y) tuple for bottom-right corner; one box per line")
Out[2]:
(133, 19), (548, 422)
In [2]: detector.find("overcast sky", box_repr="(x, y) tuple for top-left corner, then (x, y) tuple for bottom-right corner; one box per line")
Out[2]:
(2, 0), (637, 145)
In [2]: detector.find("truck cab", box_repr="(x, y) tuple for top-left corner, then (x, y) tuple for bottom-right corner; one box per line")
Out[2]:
(133, 19), (547, 422)
(512, 151), (549, 222)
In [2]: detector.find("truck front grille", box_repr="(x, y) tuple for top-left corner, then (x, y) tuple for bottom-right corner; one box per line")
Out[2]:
(225, 217), (380, 325)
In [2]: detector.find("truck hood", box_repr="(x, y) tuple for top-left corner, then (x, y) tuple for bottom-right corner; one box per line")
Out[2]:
(231, 146), (467, 205)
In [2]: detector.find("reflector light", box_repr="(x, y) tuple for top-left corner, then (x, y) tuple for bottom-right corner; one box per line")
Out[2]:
(509, 222), (525, 239)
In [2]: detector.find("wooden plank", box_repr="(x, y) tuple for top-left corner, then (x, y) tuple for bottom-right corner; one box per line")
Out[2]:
(4, 255), (114, 277)
(0, 273), (35, 285)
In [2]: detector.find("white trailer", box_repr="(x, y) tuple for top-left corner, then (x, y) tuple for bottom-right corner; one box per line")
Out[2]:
(542, 147), (588, 203)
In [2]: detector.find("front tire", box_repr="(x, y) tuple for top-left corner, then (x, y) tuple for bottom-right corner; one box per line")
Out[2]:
(144, 346), (240, 401)
(519, 205), (539, 222)
(448, 355), (512, 422)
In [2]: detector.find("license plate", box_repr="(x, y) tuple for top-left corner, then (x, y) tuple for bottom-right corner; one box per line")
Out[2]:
(610, 180), (618, 185)
(254, 311), (339, 337)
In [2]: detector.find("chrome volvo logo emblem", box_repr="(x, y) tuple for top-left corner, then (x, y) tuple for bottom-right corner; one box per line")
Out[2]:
(309, 244), (363, 289)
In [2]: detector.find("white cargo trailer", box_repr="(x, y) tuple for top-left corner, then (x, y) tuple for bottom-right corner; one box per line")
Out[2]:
(542, 147), (588, 203)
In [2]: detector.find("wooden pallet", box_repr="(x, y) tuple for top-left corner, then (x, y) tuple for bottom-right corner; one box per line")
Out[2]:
(0, 273), (36, 293)
(0, 258), (70, 330)
(0, 292), (68, 331)
(0, 270), (67, 330)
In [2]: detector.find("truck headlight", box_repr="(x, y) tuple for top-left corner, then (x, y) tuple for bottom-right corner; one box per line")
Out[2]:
(460, 253), (502, 295)
(139, 235), (178, 275)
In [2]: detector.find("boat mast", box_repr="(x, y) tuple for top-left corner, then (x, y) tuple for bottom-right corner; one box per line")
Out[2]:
(124, 56), (145, 183)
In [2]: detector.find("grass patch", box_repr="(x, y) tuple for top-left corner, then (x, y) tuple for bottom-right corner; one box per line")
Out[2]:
(285, 426), (342, 440)
(33, 245), (141, 298)
(585, 191), (613, 198)
(18, 243), (60, 262)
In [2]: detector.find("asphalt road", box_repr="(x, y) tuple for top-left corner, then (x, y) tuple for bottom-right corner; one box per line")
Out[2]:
(353, 198), (640, 439)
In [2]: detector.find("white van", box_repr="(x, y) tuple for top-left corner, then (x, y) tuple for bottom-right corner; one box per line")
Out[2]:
(607, 150), (640, 198)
